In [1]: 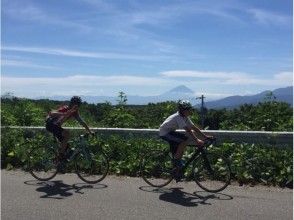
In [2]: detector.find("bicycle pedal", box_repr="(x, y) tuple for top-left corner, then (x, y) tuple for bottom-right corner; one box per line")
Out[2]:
(175, 173), (184, 182)
(172, 168), (184, 182)
(175, 178), (183, 183)
(57, 162), (66, 174)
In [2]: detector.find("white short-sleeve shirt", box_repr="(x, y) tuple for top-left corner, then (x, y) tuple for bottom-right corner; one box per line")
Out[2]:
(159, 112), (194, 136)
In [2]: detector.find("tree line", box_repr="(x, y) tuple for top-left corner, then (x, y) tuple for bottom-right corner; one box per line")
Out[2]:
(1, 91), (293, 131)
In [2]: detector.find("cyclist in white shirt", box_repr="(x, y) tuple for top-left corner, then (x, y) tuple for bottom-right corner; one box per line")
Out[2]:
(159, 100), (214, 179)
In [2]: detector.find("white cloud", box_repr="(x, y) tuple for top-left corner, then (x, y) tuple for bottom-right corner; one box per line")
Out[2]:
(2, 74), (169, 88)
(273, 71), (293, 81)
(161, 70), (242, 79)
(193, 92), (234, 100)
(2, 0), (91, 32)
(2, 59), (58, 69)
(1, 74), (176, 97)
(2, 46), (169, 61)
(224, 72), (293, 86)
(161, 70), (293, 86)
(2, 70), (292, 98)
(248, 8), (291, 26)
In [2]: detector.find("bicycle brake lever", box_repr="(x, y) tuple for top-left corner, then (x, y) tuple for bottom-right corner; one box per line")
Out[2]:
(204, 137), (216, 146)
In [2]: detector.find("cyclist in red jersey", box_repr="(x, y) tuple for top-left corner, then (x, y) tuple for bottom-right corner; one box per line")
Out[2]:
(45, 96), (93, 160)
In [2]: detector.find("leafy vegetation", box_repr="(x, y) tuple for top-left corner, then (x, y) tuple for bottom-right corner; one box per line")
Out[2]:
(1, 92), (293, 187)
(1, 128), (292, 187)
(1, 92), (292, 131)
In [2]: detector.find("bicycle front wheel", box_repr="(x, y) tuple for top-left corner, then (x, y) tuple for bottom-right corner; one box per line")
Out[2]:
(75, 148), (109, 184)
(28, 146), (58, 181)
(193, 151), (231, 193)
(140, 150), (173, 187)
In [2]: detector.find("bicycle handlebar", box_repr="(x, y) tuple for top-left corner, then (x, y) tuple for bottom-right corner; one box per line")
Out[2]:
(204, 137), (216, 146)
(187, 137), (216, 148)
(189, 137), (216, 147)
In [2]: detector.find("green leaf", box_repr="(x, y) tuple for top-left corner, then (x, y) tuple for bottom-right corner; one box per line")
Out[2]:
(7, 151), (15, 157)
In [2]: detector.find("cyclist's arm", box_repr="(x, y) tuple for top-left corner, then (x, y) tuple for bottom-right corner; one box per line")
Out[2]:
(48, 111), (67, 125)
(184, 126), (204, 145)
(74, 113), (92, 133)
(183, 117), (209, 141)
(191, 124), (213, 140)
(54, 107), (78, 125)
(48, 110), (64, 117)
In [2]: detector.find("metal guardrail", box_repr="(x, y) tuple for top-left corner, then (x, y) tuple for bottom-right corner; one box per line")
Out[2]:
(1, 126), (293, 147)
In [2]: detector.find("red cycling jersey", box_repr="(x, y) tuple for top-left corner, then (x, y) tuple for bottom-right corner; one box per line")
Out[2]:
(47, 105), (81, 125)
(48, 105), (75, 117)
(57, 105), (69, 112)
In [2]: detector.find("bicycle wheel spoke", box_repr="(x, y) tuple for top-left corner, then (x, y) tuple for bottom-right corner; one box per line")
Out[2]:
(193, 152), (231, 193)
(76, 149), (109, 184)
(141, 150), (173, 187)
(28, 146), (58, 181)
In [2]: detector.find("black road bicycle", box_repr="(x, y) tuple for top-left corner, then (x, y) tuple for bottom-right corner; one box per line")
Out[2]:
(27, 133), (109, 184)
(140, 138), (231, 193)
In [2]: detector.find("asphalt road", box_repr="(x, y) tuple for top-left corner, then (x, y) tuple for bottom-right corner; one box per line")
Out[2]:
(1, 170), (293, 220)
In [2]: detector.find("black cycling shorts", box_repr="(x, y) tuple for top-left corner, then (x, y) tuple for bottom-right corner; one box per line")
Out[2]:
(45, 119), (64, 142)
(160, 131), (188, 155)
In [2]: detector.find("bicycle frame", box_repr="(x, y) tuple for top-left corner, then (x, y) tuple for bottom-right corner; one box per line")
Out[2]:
(180, 147), (203, 173)
(27, 132), (109, 184)
(141, 138), (230, 191)
(67, 135), (92, 162)
(178, 139), (216, 175)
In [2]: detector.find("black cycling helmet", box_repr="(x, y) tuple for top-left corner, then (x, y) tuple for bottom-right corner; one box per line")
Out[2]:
(178, 100), (193, 111)
(70, 96), (82, 106)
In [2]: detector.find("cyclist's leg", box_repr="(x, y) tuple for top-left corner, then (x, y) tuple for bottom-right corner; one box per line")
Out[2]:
(60, 129), (69, 155)
(160, 132), (188, 167)
(174, 140), (189, 160)
(166, 131), (188, 160)
(53, 129), (69, 172)
(160, 132), (187, 157)
(47, 122), (68, 160)
(160, 135), (177, 156)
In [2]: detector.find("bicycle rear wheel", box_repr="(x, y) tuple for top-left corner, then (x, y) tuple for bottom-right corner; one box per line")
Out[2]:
(28, 145), (58, 181)
(140, 150), (174, 187)
(193, 151), (231, 193)
(75, 147), (109, 184)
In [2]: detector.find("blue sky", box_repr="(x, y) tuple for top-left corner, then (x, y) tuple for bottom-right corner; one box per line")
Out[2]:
(1, 0), (293, 100)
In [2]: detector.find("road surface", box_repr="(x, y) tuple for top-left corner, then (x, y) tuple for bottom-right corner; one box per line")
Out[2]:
(1, 170), (293, 220)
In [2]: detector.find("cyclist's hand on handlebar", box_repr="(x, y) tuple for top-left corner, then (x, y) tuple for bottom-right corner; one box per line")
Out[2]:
(196, 139), (205, 148)
(204, 136), (216, 146)
(89, 130), (96, 137)
(205, 136), (216, 141)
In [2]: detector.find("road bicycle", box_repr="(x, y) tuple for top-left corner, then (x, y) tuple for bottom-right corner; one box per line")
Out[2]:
(27, 133), (109, 184)
(140, 138), (231, 193)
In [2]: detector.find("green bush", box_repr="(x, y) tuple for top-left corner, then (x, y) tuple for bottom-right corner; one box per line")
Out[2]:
(222, 143), (293, 187)
(1, 128), (292, 187)
(1, 93), (292, 131)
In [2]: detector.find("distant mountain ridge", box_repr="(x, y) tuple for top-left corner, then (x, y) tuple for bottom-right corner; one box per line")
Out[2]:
(35, 85), (293, 108)
(37, 85), (196, 105)
(199, 86), (293, 109)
